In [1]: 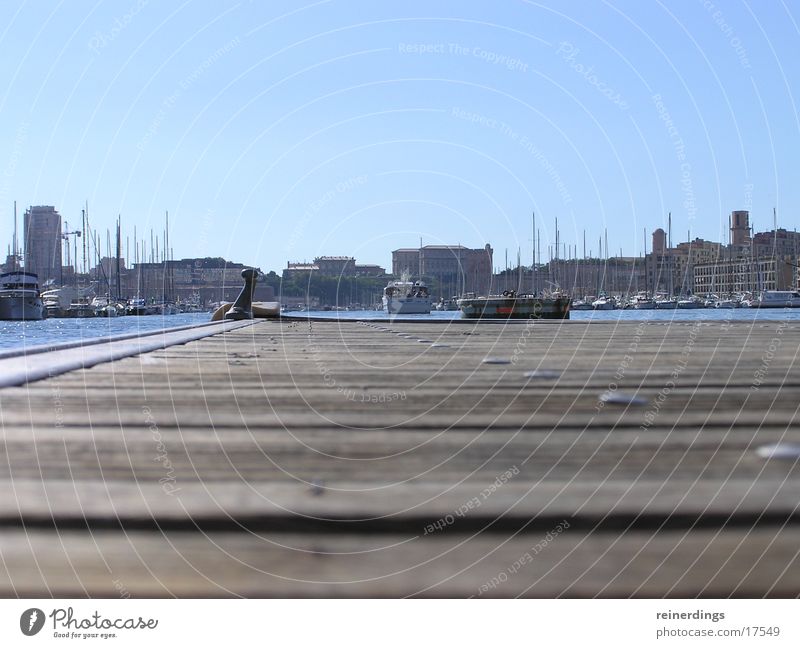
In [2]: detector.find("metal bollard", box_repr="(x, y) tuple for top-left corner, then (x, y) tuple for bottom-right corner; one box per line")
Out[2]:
(225, 268), (260, 320)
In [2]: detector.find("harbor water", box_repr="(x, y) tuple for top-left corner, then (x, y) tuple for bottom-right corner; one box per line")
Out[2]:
(0, 313), (210, 352)
(3, 308), (800, 352)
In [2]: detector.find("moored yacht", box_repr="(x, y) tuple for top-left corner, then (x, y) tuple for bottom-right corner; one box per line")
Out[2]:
(571, 298), (593, 311)
(591, 296), (616, 310)
(715, 296), (740, 308)
(382, 278), (432, 315)
(126, 297), (156, 316)
(0, 271), (44, 320)
(677, 297), (704, 309)
(751, 290), (800, 308)
(628, 293), (656, 309)
(458, 290), (571, 319)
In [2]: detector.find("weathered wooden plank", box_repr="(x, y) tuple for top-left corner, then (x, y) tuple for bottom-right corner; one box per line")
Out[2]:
(1, 478), (798, 522)
(0, 528), (797, 597)
(0, 428), (797, 482)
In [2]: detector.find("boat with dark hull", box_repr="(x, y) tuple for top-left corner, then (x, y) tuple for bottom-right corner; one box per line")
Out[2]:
(126, 297), (156, 316)
(458, 291), (570, 319)
(0, 271), (45, 321)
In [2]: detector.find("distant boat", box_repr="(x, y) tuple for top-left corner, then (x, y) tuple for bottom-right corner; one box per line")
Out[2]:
(591, 296), (616, 310)
(458, 291), (570, 319)
(677, 297), (704, 309)
(66, 297), (96, 318)
(435, 296), (460, 311)
(628, 293), (656, 309)
(41, 286), (93, 318)
(126, 297), (156, 316)
(383, 278), (432, 315)
(571, 298), (593, 311)
(0, 271), (44, 321)
(751, 290), (800, 308)
(655, 297), (678, 309)
(155, 302), (180, 315)
(92, 297), (120, 317)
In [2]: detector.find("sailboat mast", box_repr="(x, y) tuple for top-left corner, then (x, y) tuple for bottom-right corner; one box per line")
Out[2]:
(668, 212), (672, 296)
(116, 217), (121, 299)
(536, 228), (540, 295)
(531, 211), (535, 295)
(555, 217), (558, 261)
(81, 208), (86, 276)
(106, 228), (112, 295)
(582, 229), (586, 298)
(12, 201), (18, 271)
(774, 207), (778, 289)
(165, 211), (170, 301)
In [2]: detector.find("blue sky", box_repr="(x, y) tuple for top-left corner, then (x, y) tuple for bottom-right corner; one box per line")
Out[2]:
(1, 0), (798, 272)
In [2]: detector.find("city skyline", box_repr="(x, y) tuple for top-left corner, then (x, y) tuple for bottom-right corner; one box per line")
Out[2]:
(7, 202), (796, 280)
(1, 2), (799, 271)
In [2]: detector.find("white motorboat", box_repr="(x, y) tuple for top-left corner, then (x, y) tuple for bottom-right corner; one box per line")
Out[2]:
(41, 286), (94, 317)
(92, 296), (121, 317)
(0, 271), (44, 320)
(628, 293), (656, 309)
(571, 299), (593, 311)
(677, 297), (704, 309)
(155, 302), (180, 315)
(382, 278), (432, 315)
(751, 290), (800, 308)
(591, 296), (616, 310)
(435, 296), (460, 311)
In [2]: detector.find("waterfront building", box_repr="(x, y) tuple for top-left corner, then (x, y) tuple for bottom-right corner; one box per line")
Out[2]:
(283, 262), (318, 279)
(128, 257), (270, 304)
(646, 238), (723, 296)
(283, 258), (386, 280)
(392, 244), (493, 295)
(529, 256), (647, 297)
(353, 264), (386, 277)
(314, 256), (354, 276)
(23, 205), (62, 283)
(391, 248), (420, 276)
(751, 228), (800, 260)
(693, 256), (793, 295)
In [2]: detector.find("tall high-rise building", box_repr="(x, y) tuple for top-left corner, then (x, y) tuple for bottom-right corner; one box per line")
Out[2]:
(24, 205), (62, 282)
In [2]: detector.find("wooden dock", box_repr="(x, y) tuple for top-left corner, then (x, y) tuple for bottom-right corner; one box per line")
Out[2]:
(0, 317), (798, 597)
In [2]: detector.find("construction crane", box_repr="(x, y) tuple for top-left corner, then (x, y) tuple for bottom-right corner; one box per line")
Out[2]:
(61, 223), (82, 286)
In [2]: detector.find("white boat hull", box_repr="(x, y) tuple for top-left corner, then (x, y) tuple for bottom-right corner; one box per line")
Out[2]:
(0, 293), (44, 320)
(383, 296), (432, 314)
(753, 292), (800, 308)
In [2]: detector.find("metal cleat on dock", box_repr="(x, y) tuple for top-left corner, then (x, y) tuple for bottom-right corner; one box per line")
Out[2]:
(224, 268), (260, 320)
